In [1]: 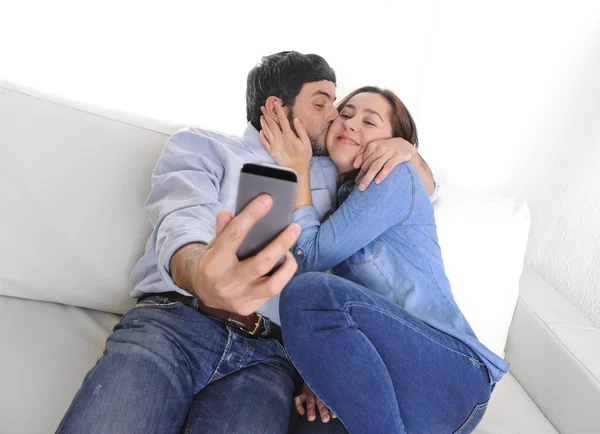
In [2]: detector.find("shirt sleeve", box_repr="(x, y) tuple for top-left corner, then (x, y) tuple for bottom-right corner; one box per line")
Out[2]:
(146, 128), (225, 293)
(292, 162), (417, 272)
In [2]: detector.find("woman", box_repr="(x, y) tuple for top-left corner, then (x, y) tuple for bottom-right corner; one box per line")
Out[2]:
(259, 87), (509, 433)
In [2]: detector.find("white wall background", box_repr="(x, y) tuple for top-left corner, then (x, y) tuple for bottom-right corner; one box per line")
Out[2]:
(1, 0), (599, 327)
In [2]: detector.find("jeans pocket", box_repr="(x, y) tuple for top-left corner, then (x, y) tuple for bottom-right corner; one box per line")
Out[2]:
(454, 401), (489, 434)
(123, 296), (184, 317)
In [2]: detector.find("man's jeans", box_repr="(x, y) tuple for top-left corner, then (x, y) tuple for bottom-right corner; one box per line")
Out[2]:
(57, 295), (303, 434)
(280, 272), (496, 434)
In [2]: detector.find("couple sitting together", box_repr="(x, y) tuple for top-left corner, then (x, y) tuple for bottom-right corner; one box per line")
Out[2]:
(57, 51), (509, 434)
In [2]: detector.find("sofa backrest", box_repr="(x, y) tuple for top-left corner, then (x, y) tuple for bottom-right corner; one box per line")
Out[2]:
(0, 80), (182, 314)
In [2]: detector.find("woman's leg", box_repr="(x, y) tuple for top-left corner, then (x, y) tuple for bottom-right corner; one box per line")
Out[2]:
(280, 272), (492, 434)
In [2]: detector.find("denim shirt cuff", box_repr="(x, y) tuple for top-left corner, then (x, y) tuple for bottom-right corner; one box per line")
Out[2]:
(292, 205), (321, 230)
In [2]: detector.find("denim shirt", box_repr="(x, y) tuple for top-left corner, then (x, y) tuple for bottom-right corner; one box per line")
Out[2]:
(291, 162), (510, 385)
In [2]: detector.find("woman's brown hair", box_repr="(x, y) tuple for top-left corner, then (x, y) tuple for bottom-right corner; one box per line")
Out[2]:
(336, 86), (419, 149)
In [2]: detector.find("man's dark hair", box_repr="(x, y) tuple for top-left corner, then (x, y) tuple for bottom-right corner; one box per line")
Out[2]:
(246, 51), (336, 131)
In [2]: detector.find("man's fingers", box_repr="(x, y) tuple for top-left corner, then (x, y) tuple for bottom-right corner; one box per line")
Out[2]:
(295, 394), (307, 416)
(316, 398), (331, 423)
(244, 250), (298, 301)
(215, 210), (233, 236)
(237, 223), (300, 281)
(215, 194), (273, 255)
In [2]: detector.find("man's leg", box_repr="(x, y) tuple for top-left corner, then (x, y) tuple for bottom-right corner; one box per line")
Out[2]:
(57, 296), (229, 434)
(182, 362), (296, 434)
(181, 333), (299, 434)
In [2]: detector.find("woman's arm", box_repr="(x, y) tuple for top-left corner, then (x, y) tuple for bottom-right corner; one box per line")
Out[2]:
(293, 162), (417, 272)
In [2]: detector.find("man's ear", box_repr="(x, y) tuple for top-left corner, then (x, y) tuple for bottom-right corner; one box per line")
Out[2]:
(264, 96), (289, 124)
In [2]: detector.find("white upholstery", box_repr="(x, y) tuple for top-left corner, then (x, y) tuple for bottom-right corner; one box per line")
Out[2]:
(0, 80), (180, 315)
(505, 267), (600, 433)
(434, 184), (530, 358)
(1, 79), (599, 433)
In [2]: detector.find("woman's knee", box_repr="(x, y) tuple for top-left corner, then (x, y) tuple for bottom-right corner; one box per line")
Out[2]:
(280, 272), (345, 315)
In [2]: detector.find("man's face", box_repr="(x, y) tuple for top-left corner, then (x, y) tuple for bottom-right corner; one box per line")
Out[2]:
(287, 81), (338, 156)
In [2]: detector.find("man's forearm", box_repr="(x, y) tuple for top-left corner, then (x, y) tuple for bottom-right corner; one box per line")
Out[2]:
(170, 242), (207, 296)
(411, 152), (435, 195)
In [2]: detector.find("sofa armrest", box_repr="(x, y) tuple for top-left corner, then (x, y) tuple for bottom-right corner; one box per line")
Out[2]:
(505, 264), (600, 434)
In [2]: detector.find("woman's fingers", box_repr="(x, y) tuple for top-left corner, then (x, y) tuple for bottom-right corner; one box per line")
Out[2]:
(316, 398), (331, 423)
(259, 116), (275, 143)
(260, 106), (283, 141)
(293, 117), (312, 148)
(295, 393), (307, 416)
(258, 130), (271, 154)
(273, 101), (294, 136)
(306, 394), (317, 421)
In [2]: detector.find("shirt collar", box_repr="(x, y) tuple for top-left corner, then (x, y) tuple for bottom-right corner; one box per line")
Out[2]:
(242, 123), (276, 164)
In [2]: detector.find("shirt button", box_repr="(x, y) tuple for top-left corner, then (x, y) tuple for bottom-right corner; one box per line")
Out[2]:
(296, 249), (303, 256)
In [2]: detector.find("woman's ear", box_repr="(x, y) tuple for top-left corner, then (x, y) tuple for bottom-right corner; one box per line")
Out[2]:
(264, 96), (289, 124)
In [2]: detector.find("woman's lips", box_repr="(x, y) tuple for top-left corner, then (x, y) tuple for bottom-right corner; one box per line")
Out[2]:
(338, 135), (360, 146)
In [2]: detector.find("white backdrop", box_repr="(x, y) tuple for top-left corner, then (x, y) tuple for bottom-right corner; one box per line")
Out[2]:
(1, 0), (599, 327)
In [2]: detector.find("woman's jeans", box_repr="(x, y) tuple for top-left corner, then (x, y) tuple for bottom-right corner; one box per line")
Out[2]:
(280, 272), (495, 434)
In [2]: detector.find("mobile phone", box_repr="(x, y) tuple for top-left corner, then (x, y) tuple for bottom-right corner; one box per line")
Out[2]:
(235, 162), (298, 273)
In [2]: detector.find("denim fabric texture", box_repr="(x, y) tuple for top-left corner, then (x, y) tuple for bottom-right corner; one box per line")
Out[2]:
(57, 296), (301, 433)
(280, 272), (495, 434)
(290, 162), (510, 386)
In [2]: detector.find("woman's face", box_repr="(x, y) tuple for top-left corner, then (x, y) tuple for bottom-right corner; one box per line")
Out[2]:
(326, 92), (394, 174)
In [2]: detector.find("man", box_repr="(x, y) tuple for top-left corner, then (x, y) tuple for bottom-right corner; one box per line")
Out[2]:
(57, 51), (434, 433)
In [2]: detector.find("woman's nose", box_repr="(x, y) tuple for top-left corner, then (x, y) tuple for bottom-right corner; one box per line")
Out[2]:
(344, 118), (358, 132)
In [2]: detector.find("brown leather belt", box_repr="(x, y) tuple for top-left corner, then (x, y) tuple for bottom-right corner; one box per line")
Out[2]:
(139, 291), (283, 345)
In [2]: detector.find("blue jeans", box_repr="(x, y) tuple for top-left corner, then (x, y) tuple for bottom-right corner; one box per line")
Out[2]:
(57, 295), (303, 434)
(280, 272), (495, 434)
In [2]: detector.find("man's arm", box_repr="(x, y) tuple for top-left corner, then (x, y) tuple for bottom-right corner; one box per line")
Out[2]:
(147, 129), (299, 315)
(169, 196), (301, 315)
(170, 242), (207, 295)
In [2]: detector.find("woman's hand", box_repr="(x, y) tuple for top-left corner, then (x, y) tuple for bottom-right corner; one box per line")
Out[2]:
(259, 101), (312, 174)
(295, 382), (337, 423)
(353, 137), (417, 191)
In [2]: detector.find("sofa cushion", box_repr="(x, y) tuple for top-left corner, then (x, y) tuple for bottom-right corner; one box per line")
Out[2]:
(0, 80), (181, 314)
(0, 295), (121, 434)
(433, 183), (530, 358)
(0, 293), (558, 434)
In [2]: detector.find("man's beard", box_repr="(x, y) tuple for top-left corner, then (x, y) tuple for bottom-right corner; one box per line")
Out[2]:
(288, 110), (329, 157)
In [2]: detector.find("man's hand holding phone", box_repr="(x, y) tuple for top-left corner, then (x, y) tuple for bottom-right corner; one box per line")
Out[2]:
(170, 194), (300, 316)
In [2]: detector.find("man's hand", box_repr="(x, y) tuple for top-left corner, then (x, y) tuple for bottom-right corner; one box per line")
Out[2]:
(296, 383), (337, 423)
(353, 137), (417, 191)
(170, 194), (300, 316)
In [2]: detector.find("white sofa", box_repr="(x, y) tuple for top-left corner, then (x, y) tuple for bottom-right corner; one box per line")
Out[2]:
(1, 80), (599, 434)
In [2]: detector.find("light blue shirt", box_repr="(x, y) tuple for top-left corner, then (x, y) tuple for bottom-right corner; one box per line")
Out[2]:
(130, 124), (339, 324)
(290, 162), (509, 384)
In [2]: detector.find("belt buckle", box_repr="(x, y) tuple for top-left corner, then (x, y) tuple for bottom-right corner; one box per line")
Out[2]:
(239, 313), (264, 336)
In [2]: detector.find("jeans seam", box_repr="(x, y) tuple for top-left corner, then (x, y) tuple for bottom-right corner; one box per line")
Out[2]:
(122, 299), (184, 318)
(183, 394), (200, 434)
(453, 402), (488, 433)
(212, 327), (234, 379)
(343, 301), (481, 362)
